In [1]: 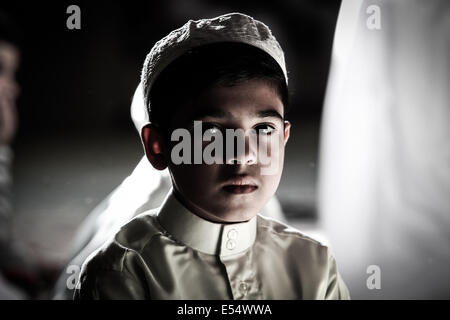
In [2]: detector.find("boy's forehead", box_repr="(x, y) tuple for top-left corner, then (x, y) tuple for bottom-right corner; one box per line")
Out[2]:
(178, 80), (284, 122)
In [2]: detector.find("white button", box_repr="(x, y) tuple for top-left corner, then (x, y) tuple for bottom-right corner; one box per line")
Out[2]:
(226, 239), (236, 250)
(227, 229), (238, 240)
(239, 282), (248, 295)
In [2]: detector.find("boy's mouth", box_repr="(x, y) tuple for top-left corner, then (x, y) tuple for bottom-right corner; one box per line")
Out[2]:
(222, 185), (258, 194)
(222, 176), (258, 194)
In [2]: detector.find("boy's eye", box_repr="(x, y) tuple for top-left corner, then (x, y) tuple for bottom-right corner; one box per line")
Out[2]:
(203, 123), (222, 135)
(255, 124), (276, 135)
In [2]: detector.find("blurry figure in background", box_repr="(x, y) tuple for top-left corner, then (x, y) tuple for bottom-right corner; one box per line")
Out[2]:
(52, 83), (286, 299)
(0, 12), (53, 299)
(319, 0), (450, 298)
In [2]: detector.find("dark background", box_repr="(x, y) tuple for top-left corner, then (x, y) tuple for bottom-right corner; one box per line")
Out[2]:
(0, 0), (340, 262)
(3, 1), (340, 132)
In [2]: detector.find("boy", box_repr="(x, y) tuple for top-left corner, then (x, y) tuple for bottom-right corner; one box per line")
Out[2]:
(74, 12), (349, 300)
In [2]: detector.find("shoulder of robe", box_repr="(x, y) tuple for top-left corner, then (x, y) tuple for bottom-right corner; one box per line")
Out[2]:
(113, 209), (164, 253)
(256, 214), (330, 262)
(80, 209), (162, 273)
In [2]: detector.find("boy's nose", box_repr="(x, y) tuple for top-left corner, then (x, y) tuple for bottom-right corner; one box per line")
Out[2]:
(226, 135), (257, 165)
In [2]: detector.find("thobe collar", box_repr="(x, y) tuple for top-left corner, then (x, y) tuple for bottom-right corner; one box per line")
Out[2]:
(157, 189), (257, 257)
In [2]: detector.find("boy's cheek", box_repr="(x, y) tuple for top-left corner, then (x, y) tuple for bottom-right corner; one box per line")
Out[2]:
(257, 135), (285, 172)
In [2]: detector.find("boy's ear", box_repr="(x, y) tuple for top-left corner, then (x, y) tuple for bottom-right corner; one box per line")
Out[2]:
(141, 124), (168, 170)
(283, 121), (291, 145)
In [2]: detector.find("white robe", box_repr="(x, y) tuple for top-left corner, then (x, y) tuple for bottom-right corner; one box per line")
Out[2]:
(319, 0), (450, 299)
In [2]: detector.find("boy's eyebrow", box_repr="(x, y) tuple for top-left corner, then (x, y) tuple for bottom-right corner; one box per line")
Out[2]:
(189, 107), (284, 122)
(256, 109), (284, 121)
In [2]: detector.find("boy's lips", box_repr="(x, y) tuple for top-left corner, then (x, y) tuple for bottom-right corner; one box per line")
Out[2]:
(222, 176), (258, 194)
(222, 185), (258, 194)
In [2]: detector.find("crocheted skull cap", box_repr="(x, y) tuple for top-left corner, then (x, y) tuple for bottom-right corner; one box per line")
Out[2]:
(139, 12), (287, 124)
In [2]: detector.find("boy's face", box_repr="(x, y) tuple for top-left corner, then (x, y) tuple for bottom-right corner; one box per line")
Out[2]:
(146, 79), (290, 223)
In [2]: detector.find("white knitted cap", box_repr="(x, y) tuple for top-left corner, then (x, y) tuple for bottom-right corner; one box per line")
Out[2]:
(139, 12), (287, 127)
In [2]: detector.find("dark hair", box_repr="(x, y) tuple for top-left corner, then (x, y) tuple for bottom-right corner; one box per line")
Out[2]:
(149, 42), (289, 131)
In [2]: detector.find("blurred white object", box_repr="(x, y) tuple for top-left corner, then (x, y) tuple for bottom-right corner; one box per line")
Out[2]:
(319, 0), (450, 298)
